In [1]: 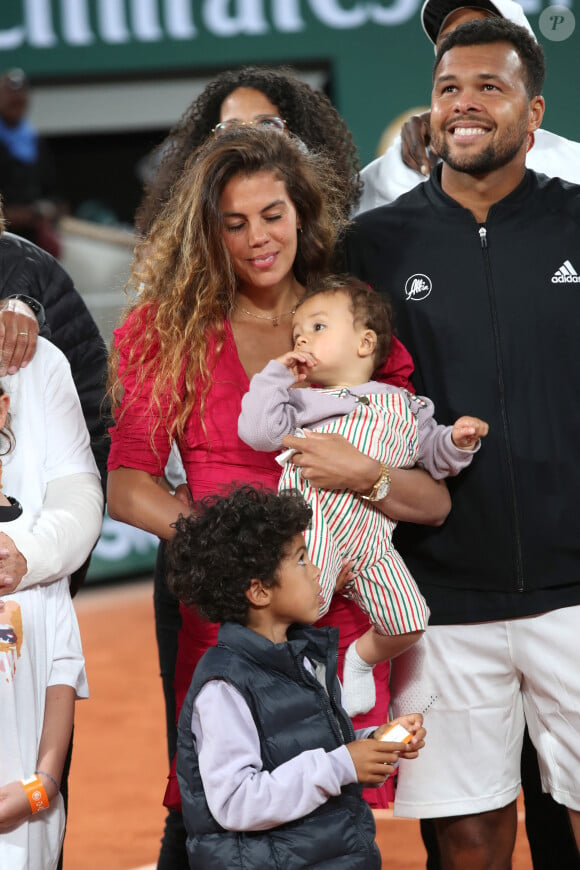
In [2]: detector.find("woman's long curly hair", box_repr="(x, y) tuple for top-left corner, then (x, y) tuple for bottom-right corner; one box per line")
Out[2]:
(109, 126), (345, 444)
(136, 65), (361, 232)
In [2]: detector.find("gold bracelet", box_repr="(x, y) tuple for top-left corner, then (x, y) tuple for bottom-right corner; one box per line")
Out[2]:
(361, 463), (391, 502)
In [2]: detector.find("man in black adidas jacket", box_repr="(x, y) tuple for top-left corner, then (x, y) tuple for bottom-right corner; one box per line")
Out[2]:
(346, 18), (580, 868)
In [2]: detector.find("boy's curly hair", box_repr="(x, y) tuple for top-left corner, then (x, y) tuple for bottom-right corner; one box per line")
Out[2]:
(167, 486), (312, 625)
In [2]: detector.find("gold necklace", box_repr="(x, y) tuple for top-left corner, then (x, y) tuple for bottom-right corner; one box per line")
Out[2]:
(234, 302), (297, 328)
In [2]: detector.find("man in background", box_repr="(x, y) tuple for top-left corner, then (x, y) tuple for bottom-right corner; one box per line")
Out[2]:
(355, 0), (580, 214)
(0, 69), (64, 256)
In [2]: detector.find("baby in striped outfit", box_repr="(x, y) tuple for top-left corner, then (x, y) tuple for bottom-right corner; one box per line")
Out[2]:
(239, 275), (487, 716)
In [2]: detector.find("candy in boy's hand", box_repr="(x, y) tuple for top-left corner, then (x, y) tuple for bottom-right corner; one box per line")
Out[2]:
(378, 722), (413, 744)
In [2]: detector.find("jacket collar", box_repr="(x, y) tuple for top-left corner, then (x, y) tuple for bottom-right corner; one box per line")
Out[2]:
(217, 621), (339, 677)
(424, 164), (537, 217)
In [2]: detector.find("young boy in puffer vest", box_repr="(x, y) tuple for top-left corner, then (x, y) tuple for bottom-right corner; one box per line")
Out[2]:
(167, 485), (426, 870)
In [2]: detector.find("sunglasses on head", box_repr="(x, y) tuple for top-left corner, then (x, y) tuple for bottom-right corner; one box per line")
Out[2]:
(212, 115), (287, 135)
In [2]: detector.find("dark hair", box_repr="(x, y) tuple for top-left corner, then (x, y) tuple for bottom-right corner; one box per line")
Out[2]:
(1, 68), (28, 91)
(167, 486), (312, 625)
(297, 275), (393, 372)
(136, 65), (361, 232)
(434, 18), (545, 99)
(0, 385), (14, 456)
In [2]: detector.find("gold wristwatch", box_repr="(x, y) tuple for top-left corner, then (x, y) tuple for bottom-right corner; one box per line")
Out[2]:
(362, 463), (391, 502)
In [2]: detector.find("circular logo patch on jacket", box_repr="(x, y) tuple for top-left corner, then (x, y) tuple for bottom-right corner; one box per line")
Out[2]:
(405, 274), (432, 301)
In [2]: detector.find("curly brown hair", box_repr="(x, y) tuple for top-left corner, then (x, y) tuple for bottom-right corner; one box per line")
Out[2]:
(109, 126), (345, 444)
(136, 65), (361, 232)
(167, 485), (312, 624)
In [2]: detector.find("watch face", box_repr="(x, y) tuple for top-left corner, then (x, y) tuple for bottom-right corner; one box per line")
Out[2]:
(376, 479), (390, 500)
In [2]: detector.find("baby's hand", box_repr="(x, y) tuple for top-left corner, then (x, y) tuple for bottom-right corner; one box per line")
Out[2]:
(275, 351), (317, 382)
(451, 416), (489, 450)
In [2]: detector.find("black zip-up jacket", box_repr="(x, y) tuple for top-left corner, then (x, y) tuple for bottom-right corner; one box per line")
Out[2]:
(346, 168), (580, 624)
(0, 231), (109, 488)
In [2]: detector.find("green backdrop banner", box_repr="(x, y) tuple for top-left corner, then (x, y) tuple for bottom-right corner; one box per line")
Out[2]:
(0, 0), (577, 162)
(87, 510), (159, 582)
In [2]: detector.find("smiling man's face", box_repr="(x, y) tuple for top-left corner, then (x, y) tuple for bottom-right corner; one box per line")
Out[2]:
(430, 40), (532, 175)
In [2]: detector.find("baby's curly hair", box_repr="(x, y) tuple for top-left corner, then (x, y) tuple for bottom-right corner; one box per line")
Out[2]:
(297, 274), (393, 373)
(167, 486), (312, 625)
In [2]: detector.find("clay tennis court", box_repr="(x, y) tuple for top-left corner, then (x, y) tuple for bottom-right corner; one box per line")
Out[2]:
(64, 579), (533, 869)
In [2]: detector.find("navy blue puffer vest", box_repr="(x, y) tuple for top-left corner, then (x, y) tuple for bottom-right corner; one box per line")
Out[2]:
(177, 621), (380, 869)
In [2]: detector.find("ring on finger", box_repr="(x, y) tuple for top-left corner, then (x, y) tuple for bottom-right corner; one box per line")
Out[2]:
(17, 331), (29, 337)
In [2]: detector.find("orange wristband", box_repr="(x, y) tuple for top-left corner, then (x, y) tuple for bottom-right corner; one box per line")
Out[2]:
(20, 775), (49, 814)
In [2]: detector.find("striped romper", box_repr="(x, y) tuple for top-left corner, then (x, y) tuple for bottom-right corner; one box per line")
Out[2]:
(280, 390), (429, 636)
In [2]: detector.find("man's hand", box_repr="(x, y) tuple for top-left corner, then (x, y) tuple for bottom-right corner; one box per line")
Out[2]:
(346, 738), (404, 784)
(0, 532), (28, 594)
(451, 416), (489, 451)
(373, 714), (426, 760)
(400, 111), (439, 177)
(0, 299), (40, 375)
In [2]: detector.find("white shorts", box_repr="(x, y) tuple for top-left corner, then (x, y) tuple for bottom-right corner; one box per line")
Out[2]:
(391, 605), (580, 818)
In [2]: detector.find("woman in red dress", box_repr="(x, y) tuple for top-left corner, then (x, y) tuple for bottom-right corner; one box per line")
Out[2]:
(108, 127), (449, 866)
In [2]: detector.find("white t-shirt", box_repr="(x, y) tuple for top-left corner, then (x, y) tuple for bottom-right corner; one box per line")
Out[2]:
(0, 339), (95, 870)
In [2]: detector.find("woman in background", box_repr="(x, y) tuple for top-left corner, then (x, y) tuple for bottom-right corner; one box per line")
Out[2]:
(136, 65), (361, 233)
